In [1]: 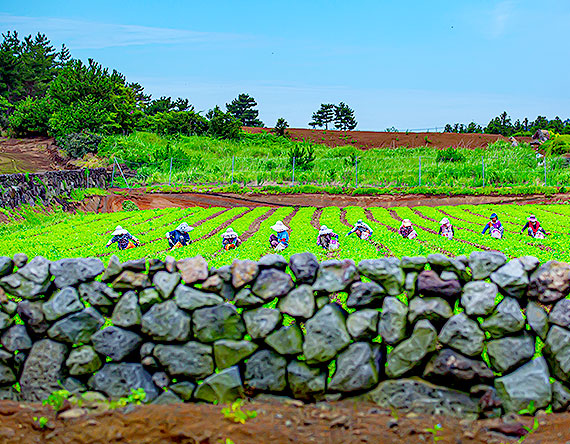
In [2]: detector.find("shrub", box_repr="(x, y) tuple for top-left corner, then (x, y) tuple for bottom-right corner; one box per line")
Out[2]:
(436, 147), (466, 163)
(272, 118), (289, 137)
(58, 132), (103, 159)
(543, 135), (570, 156)
(9, 96), (52, 136)
(48, 98), (113, 139)
(122, 200), (138, 211)
(207, 107), (242, 140)
(289, 144), (315, 171)
(138, 111), (208, 136)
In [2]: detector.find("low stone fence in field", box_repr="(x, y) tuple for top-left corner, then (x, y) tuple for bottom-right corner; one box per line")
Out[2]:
(0, 168), (109, 208)
(0, 252), (568, 418)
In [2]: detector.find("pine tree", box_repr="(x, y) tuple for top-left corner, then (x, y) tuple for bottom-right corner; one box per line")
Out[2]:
(226, 93), (263, 127)
(309, 104), (335, 129)
(334, 102), (357, 131)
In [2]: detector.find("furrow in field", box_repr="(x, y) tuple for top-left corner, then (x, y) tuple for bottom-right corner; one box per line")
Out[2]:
(311, 208), (323, 230)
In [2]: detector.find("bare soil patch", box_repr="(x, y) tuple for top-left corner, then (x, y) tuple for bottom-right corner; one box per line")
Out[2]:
(0, 136), (68, 173)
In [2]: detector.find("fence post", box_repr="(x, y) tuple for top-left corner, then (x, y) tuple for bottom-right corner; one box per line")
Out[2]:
(418, 156), (422, 186)
(544, 156), (547, 186)
(292, 157), (295, 185)
(231, 156), (235, 185)
(482, 156), (485, 187)
(115, 158), (130, 190)
(355, 156), (359, 188)
(168, 158), (173, 186)
(111, 158), (116, 187)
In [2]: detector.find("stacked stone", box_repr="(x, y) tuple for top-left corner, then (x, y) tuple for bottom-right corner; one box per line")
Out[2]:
(0, 251), (568, 419)
(0, 168), (108, 208)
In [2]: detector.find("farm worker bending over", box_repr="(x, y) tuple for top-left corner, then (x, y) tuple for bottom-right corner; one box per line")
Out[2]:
(520, 214), (548, 239)
(347, 219), (373, 240)
(106, 226), (140, 250)
(482, 213), (504, 239)
(166, 222), (193, 249)
(269, 221), (289, 252)
(399, 219), (418, 239)
(221, 227), (242, 250)
(317, 225), (339, 250)
(438, 218), (454, 239)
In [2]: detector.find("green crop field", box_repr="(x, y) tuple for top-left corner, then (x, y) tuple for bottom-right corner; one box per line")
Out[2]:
(1, 203), (569, 266)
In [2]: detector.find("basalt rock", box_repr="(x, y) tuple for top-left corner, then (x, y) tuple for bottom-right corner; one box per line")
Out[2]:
(174, 285), (223, 311)
(289, 253), (319, 284)
(177, 256), (208, 284)
(244, 307), (282, 339)
(528, 261), (570, 304)
(468, 251), (507, 280)
(88, 363), (159, 401)
(346, 281), (385, 308)
(91, 326), (142, 361)
(153, 342), (213, 379)
(461, 281), (498, 316)
(439, 313), (485, 357)
(50, 258), (104, 288)
(111, 291), (141, 328)
(346, 309), (379, 341)
(42, 287), (84, 321)
(417, 270), (461, 301)
(193, 304), (245, 343)
(245, 349), (287, 392)
(251, 269), (294, 300)
(278, 284), (315, 319)
(231, 260), (259, 288)
(152, 271), (181, 299)
(357, 258), (404, 296)
(194, 366), (243, 403)
(490, 260), (529, 299)
(141, 300), (191, 342)
(329, 342), (382, 392)
(47, 307), (105, 344)
(423, 349), (493, 387)
(303, 304), (350, 364)
(378, 297), (408, 346)
(313, 259), (359, 293)
(480, 297), (525, 338)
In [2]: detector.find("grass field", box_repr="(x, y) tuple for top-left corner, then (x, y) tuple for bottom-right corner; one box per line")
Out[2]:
(2, 203), (569, 266)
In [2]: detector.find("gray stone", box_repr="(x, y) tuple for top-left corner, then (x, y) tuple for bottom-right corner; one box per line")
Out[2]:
(152, 390), (183, 404)
(527, 301), (549, 340)
(148, 259), (166, 274)
(330, 342), (381, 392)
(251, 269), (294, 300)
(154, 342), (213, 379)
(231, 260), (259, 288)
(233, 288), (264, 307)
(316, 296), (329, 309)
(174, 284), (223, 311)
(152, 271), (181, 299)
(78, 281), (119, 310)
(278, 285), (314, 319)
(216, 265), (232, 282)
(490, 259), (529, 299)
(495, 357), (551, 413)
(346, 281), (385, 308)
(165, 256), (177, 273)
(0, 257), (51, 299)
(140, 342), (155, 358)
(461, 281), (498, 316)
(468, 251), (507, 280)
(91, 326), (142, 361)
(17, 300), (49, 334)
(346, 309), (379, 340)
(0, 299), (16, 315)
(258, 254), (288, 270)
(519, 256), (540, 272)
(400, 256), (427, 271)
(544, 325), (570, 381)
(141, 300), (191, 342)
(1, 325), (32, 352)
(480, 297), (525, 338)
(303, 304), (350, 364)
(177, 256), (209, 284)
(408, 297), (452, 324)
(423, 349), (493, 387)
(385, 320), (437, 378)
(0, 349), (11, 364)
(47, 307), (105, 343)
(42, 287), (84, 321)
(364, 378), (479, 419)
(404, 272), (418, 297)
(417, 270), (461, 301)
(66, 346), (102, 375)
(13, 253), (28, 268)
(122, 258), (146, 272)
(194, 366), (243, 403)
(170, 381), (196, 401)
(111, 271), (150, 291)
(439, 313), (485, 356)
(101, 255), (122, 282)
(287, 361), (326, 401)
(88, 363), (159, 401)
(440, 271), (459, 281)
(61, 377), (87, 395)
(111, 291), (141, 327)
(487, 335), (535, 373)
(20, 339), (68, 402)
(313, 259), (359, 293)
(551, 381), (570, 411)
(138, 287), (162, 309)
(428, 255), (469, 281)
(201, 274), (223, 294)
(0, 257), (13, 277)
(245, 349), (287, 392)
(243, 307), (281, 339)
(50, 258), (104, 288)
(214, 339), (258, 369)
(378, 297), (408, 345)
(0, 311), (12, 331)
(357, 258), (404, 296)
(528, 261), (570, 304)
(289, 253), (319, 284)
(265, 325), (303, 355)
(550, 298), (570, 328)
(0, 363), (15, 385)
(193, 304), (245, 343)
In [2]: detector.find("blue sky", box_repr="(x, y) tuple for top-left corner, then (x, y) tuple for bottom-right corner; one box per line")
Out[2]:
(1, 1), (569, 130)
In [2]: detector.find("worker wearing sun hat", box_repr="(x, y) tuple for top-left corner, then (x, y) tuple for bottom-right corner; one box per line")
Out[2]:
(317, 225), (339, 250)
(269, 220), (290, 251)
(166, 222), (194, 249)
(398, 219), (418, 239)
(221, 227), (242, 250)
(347, 218), (373, 240)
(482, 213), (504, 239)
(438, 217), (454, 240)
(520, 214), (548, 239)
(106, 225), (140, 250)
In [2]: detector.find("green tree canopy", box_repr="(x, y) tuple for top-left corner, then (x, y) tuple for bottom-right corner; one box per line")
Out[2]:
(334, 102), (357, 131)
(226, 93), (263, 127)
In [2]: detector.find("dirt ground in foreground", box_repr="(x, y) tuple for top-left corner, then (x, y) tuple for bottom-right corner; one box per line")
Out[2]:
(0, 399), (567, 444)
(244, 127), (532, 150)
(89, 189), (570, 213)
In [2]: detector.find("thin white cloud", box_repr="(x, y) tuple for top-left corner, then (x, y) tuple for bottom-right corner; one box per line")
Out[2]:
(489, 0), (514, 38)
(0, 13), (246, 49)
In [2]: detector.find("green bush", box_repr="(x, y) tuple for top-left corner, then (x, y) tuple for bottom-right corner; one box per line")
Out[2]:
(543, 135), (570, 156)
(207, 107), (242, 140)
(9, 96), (52, 136)
(138, 111), (208, 136)
(436, 147), (466, 163)
(289, 144), (316, 171)
(122, 200), (139, 211)
(58, 132), (103, 159)
(48, 98), (113, 139)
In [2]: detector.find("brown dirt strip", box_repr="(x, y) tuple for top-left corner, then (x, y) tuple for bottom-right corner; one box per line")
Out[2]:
(283, 206), (300, 226)
(340, 208), (392, 256)
(311, 208), (323, 230)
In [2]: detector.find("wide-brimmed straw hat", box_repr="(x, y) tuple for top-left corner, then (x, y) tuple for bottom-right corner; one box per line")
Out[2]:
(112, 226), (128, 236)
(528, 215), (537, 222)
(221, 227), (238, 239)
(271, 221), (289, 232)
(440, 218), (450, 226)
(319, 225), (333, 235)
(402, 219), (412, 227)
(176, 222), (194, 233)
(490, 213), (498, 219)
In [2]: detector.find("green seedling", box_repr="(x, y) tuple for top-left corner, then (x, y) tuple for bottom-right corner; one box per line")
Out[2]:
(33, 416), (49, 429)
(43, 389), (71, 412)
(109, 388), (147, 408)
(221, 399), (257, 424)
(425, 423), (443, 443)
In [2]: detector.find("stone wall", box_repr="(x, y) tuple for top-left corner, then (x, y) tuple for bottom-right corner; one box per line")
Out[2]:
(0, 169), (109, 208)
(0, 252), (568, 418)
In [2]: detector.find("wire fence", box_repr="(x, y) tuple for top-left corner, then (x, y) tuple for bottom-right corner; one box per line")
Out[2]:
(109, 154), (570, 189)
